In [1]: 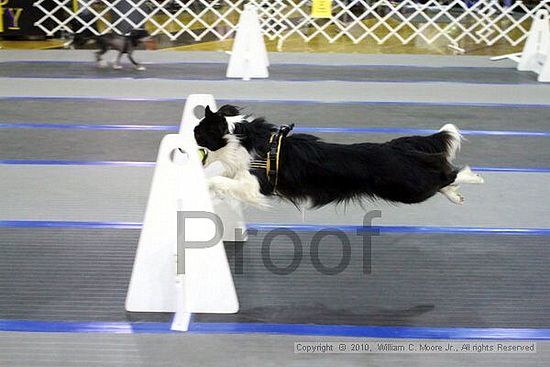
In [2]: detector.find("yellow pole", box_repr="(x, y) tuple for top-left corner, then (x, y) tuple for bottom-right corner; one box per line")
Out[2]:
(72, 0), (78, 13)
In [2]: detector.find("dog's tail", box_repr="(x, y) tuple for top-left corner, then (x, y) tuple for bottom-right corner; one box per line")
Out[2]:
(72, 33), (95, 47)
(438, 123), (462, 162)
(217, 104), (241, 117)
(390, 123), (462, 163)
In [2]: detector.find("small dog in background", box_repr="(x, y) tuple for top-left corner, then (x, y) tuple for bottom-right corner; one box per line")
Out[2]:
(93, 29), (151, 70)
(69, 27), (151, 70)
(194, 105), (484, 208)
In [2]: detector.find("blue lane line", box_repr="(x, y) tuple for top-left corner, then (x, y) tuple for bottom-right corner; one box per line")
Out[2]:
(0, 320), (172, 334)
(1, 319), (549, 339)
(471, 166), (550, 173)
(295, 127), (550, 137)
(2, 96), (550, 108)
(249, 224), (550, 235)
(0, 160), (156, 167)
(1, 220), (549, 235)
(0, 74), (535, 86)
(0, 123), (178, 131)
(0, 220), (142, 229)
(0, 160), (548, 173)
(1, 122), (549, 137)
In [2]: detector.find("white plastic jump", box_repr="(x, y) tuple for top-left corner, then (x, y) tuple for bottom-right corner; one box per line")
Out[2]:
(226, 4), (269, 81)
(126, 94), (242, 331)
(491, 10), (550, 82)
(180, 94), (248, 243)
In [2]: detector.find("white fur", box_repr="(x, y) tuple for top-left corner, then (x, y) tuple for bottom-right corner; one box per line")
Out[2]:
(204, 134), (268, 207)
(454, 166), (484, 184)
(224, 115), (245, 134)
(439, 166), (484, 205)
(439, 123), (462, 162)
(436, 125), (483, 204)
(439, 185), (464, 205)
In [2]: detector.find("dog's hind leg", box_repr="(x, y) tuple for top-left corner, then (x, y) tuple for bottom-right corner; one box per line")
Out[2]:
(454, 166), (484, 185)
(95, 48), (108, 68)
(439, 185), (464, 205)
(112, 52), (123, 69)
(127, 53), (146, 71)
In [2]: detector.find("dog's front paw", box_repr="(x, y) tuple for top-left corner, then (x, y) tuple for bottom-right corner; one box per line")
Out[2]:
(96, 61), (108, 69)
(112, 64), (123, 70)
(135, 65), (146, 71)
(208, 177), (228, 199)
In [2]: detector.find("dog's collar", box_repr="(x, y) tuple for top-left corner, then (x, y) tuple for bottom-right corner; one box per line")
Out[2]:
(250, 123), (295, 193)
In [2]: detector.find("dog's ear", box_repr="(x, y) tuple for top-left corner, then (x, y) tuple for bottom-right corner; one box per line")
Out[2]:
(204, 105), (213, 118)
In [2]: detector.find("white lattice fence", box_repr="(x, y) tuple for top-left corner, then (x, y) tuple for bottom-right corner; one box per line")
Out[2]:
(34, 0), (550, 47)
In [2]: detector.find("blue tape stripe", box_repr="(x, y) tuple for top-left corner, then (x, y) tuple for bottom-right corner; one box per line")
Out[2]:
(1, 74), (534, 86)
(0, 320), (172, 334)
(1, 319), (549, 339)
(295, 127), (550, 137)
(2, 96), (550, 108)
(1, 123), (548, 137)
(0, 160), (548, 173)
(471, 166), (550, 173)
(249, 224), (550, 235)
(0, 123), (178, 131)
(1, 220), (549, 235)
(0, 220), (141, 229)
(0, 160), (156, 167)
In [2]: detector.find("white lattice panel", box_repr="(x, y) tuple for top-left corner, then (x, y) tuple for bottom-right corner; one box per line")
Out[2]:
(33, 0), (550, 46)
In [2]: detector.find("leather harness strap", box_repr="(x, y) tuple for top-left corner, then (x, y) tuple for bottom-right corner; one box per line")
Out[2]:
(250, 123), (295, 193)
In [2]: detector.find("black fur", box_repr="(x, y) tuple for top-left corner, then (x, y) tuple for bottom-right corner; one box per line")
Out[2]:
(195, 105), (460, 208)
(70, 27), (150, 69)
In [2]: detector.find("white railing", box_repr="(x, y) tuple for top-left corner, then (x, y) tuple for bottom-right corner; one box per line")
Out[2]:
(33, 0), (550, 49)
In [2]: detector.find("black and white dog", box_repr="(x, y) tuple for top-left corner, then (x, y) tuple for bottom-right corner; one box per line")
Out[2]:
(71, 29), (150, 70)
(194, 105), (484, 208)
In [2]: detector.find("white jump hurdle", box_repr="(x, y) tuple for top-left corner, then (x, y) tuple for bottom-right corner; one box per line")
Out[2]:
(491, 10), (550, 83)
(125, 94), (243, 331)
(226, 4), (269, 81)
(180, 94), (248, 243)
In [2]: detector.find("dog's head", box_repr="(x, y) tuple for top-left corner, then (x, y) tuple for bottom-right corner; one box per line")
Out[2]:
(128, 29), (150, 46)
(194, 105), (240, 151)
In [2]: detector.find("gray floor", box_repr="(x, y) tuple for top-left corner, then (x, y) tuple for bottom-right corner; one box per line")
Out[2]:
(3, 227), (547, 327)
(3, 99), (550, 130)
(0, 51), (549, 366)
(4, 78), (550, 105)
(0, 62), (540, 84)
(1, 167), (548, 229)
(1, 333), (548, 367)
(0, 50), (520, 67)
(1, 129), (548, 168)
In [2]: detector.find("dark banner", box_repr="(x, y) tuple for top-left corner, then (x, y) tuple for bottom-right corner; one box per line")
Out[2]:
(0, 0), (44, 36)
